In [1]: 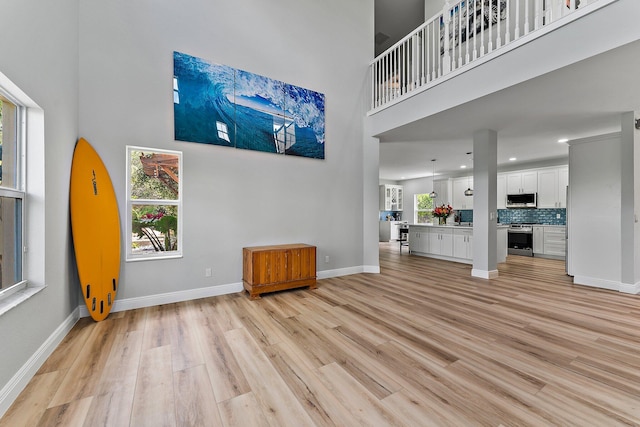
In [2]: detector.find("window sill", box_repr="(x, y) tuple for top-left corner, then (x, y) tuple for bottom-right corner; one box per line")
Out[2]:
(0, 283), (46, 317)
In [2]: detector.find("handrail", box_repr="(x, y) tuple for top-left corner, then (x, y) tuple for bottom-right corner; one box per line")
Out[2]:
(369, 0), (607, 114)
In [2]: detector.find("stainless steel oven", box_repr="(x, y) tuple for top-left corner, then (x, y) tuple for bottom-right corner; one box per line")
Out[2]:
(508, 224), (534, 256)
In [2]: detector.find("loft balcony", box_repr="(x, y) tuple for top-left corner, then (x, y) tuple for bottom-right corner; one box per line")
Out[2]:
(369, 0), (616, 115)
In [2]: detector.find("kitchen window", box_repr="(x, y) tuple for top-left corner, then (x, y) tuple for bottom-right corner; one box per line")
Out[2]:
(414, 193), (434, 224)
(126, 146), (182, 261)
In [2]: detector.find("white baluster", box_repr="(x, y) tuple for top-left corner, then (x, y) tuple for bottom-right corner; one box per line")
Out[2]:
(514, 0), (520, 40)
(488, 0), (494, 53)
(480, 0), (485, 56)
(442, 1), (451, 74)
(465, 0), (470, 64)
(497, 0), (503, 48)
(458, 3), (463, 67)
(534, 0), (541, 30)
(524, 0), (530, 34)
(422, 27), (427, 85)
(505, 0), (511, 44)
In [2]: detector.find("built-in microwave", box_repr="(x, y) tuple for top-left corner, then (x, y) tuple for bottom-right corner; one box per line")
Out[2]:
(506, 193), (537, 208)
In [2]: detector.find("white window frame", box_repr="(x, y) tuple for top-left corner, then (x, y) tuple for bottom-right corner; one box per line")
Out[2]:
(126, 146), (183, 261)
(414, 193), (434, 224)
(0, 90), (26, 294)
(0, 69), (45, 317)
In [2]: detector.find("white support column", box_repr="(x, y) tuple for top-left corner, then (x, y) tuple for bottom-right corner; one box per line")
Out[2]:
(620, 112), (640, 293)
(472, 129), (498, 279)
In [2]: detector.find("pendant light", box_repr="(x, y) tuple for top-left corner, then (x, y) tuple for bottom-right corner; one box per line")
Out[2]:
(464, 151), (473, 196)
(429, 159), (438, 199)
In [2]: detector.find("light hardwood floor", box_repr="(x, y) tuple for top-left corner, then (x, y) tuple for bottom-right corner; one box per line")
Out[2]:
(3, 244), (640, 426)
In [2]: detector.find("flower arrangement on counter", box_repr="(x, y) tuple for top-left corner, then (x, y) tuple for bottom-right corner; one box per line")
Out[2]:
(433, 204), (454, 218)
(433, 204), (454, 224)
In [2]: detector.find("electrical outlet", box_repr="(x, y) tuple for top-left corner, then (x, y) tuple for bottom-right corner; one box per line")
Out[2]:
(325, 256), (330, 263)
(556, 214), (561, 219)
(205, 268), (212, 277)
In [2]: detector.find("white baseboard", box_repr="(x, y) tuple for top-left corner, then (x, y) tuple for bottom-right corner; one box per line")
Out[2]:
(77, 265), (382, 318)
(317, 265), (379, 279)
(78, 282), (244, 318)
(0, 308), (79, 418)
(472, 269), (499, 279)
(619, 281), (640, 294)
(572, 275), (621, 292)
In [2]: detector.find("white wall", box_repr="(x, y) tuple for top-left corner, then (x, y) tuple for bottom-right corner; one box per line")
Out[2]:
(0, 0), (79, 409)
(0, 0), (374, 413)
(78, 0), (374, 300)
(424, 0), (446, 20)
(568, 133), (622, 290)
(400, 176), (435, 222)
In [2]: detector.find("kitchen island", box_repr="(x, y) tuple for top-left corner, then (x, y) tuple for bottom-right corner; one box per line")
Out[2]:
(408, 224), (508, 265)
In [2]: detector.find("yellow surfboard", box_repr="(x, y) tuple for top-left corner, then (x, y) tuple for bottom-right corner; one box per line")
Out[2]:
(70, 138), (121, 321)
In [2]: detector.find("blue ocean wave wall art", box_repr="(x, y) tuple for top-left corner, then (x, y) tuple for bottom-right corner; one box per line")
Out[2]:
(173, 51), (325, 160)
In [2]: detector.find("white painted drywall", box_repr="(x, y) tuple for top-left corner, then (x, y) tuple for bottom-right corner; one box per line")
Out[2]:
(568, 133), (622, 289)
(78, 0), (374, 300)
(0, 0), (80, 407)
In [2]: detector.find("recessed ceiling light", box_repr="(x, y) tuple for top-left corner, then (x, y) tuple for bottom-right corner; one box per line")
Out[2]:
(509, 157), (516, 161)
(460, 165), (467, 169)
(558, 138), (569, 143)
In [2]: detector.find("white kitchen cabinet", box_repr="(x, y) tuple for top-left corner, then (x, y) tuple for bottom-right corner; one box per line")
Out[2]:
(379, 221), (402, 242)
(432, 179), (451, 207)
(537, 167), (568, 208)
(497, 174), (507, 209)
(506, 171), (537, 194)
(533, 226), (544, 254)
(452, 177), (473, 210)
(544, 226), (566, 257)
(408, 228), (429, 253)
(453, 228), (473, 259)
(429, 227), (453, 256)
(557, 167), (568, 208)
(379, 184), (403, 211)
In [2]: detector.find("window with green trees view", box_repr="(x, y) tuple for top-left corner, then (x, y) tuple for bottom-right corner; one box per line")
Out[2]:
(415, 193), (434, 223)
(126, 146), (182, 261)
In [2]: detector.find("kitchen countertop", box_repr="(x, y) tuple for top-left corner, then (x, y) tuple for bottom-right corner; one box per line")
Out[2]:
(408, 223), (509, 229)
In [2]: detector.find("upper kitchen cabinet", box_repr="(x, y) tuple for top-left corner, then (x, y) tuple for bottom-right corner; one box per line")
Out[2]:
(506, 171), (537, 194)
(452, 177), (473, 210)
(379, 184), (403, 211)
(433, 179), (451, 207)
(537, 166), (568, 208)
(497, 174), (507, 209)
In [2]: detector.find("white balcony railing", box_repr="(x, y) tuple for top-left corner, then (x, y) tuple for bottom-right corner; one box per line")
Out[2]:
(369, 0), (605, 113)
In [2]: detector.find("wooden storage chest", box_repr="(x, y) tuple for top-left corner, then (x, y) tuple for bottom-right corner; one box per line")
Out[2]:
(242, 243), (317, 300)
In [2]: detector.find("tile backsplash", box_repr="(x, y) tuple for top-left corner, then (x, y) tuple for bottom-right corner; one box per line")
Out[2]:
(380, 211), (402, 221)
(457, 208), (566, 225)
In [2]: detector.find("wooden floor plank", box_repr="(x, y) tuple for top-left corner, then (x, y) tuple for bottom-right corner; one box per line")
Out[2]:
(217, 392), (270, 427)
(224, 327), (316, 427)
(174, 364), (223, 427)
(3, 243), (640, 426)
(130, 345), (176, 427)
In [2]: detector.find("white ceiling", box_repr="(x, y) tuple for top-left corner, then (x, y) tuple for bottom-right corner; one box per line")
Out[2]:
(375, 3), (640, 181)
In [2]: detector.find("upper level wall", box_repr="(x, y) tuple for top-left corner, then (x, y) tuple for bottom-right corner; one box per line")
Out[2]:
(368, 0), (640, 137)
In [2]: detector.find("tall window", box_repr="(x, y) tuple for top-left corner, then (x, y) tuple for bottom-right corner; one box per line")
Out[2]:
(126, 146), (182, 261)
(414, 193), (434, 224)
(0, 94), (25, 291)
